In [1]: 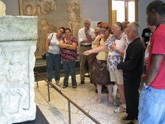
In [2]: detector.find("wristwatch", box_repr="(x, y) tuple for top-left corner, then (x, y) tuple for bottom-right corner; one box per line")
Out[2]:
(144, 83), (149, 88)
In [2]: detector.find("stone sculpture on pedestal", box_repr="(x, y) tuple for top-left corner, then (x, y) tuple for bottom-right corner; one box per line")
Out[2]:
(0, 16), (37, 124)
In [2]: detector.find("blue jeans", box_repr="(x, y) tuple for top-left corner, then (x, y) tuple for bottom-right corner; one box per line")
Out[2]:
(138, 86), (165, 124)
(63, 61), (77, 86)
(46, 52), (61, 82)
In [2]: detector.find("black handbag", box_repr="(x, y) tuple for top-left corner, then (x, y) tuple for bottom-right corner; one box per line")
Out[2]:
(42, 33), (54, 60)
(42, 53), (46, 60)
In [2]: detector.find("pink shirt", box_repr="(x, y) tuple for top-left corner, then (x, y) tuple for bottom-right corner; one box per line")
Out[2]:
(146, 24), (165, 89)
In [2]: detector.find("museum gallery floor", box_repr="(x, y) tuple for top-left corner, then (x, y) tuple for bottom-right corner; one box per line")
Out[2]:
(34, 74), (130, 124)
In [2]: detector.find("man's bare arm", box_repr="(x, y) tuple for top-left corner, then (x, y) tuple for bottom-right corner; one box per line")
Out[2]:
(146, 54), (164, 86)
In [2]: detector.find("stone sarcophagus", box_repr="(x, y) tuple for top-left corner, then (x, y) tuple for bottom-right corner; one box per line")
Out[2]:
(0, 16), (37, 124)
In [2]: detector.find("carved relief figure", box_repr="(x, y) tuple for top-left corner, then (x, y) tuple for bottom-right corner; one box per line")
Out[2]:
(66, 1), (81, 38)
(67, 2), (79, 22)
(41, 19), (56, 33)
(8, 51), (28, 113)
(36, 4), (46, 15)
(35, 0), (56, 15)
(53, 0), (56, 10)
(0, 47), (9, 116)
(44, 1), (52, 14)
(25, 4), (36, 16)
(21, 0), (80, 56)
(25, 0), (33, 2)
(41, 19), (56, 49)
(36, 29), (42, 53)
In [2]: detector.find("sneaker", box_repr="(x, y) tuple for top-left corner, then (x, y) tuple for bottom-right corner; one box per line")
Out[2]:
(114, 106), (126, 113)
(72, 85), (77, 88)
(56, 82), (61, 86)
(47, 82), (54, 88)
(62, 85), (68, 88)
(55, 81), (61, 86)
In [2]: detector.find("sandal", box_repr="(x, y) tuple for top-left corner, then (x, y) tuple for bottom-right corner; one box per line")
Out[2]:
(72, 85), (77, 88)
(48, 83), (54, 87)
(62, 85), (67, 88)
(108, 97), (113, 104)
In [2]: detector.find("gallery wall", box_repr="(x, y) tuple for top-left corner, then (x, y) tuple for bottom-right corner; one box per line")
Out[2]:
(3, 0), (82, 56)
(138, 0), (154, 35)
(81, 0), (109, 28)
(3, 0), (155, 36)
(4, 0), (20, 16)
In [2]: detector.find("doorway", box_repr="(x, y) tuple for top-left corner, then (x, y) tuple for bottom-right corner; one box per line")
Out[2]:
(109, 0), (138, 25)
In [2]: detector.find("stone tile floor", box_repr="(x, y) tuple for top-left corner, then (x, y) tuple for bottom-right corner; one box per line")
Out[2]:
(34, 75), (130, 124)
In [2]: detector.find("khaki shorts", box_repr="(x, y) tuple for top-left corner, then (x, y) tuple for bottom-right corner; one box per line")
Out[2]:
(109, 69), (123, 85)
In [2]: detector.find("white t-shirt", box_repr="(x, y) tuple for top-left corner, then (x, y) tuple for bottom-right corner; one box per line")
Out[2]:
(78, 27), (95, 45)
(48, 33), (60, 54)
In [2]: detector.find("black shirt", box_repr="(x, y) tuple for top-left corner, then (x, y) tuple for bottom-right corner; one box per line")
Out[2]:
(117, 38), (144, 77)
(141, 28), (152, 47)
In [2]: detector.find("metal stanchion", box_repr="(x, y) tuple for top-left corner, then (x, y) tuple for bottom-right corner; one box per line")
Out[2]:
(47, 83), (50, 102)
(68, 101), (71, 124)
(35, 72), (51, 102)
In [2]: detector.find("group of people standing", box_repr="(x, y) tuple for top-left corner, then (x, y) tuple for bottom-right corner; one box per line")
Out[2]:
(83, 20), (143, 124)
(83, 1), (165, 124)
(44, 1), (165, 124)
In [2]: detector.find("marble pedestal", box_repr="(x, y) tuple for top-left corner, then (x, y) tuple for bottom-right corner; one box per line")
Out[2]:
(0, 16), (37, 124)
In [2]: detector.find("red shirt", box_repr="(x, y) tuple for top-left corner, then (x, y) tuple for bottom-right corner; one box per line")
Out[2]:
(146, 24), (165, 89)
